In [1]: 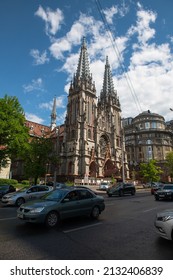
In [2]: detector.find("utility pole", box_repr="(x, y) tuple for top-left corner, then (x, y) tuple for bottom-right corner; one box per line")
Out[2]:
(121, 119), (125, 182)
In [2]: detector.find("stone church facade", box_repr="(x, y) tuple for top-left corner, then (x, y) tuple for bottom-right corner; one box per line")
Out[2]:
(56, 38), (127, 181)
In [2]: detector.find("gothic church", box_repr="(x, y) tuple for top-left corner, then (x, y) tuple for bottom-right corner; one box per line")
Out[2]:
(54, 37), (126, 180)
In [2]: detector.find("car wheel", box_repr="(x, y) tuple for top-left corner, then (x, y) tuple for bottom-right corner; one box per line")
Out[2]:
(16, 197), (25, 207)
(155, 195), (159, 201)
(131, 190), (135, 195)
(107, 194), (112, 197)
(91, 206), (100, 219)
(119, 190), (123, 197)
(171, 230), (173, 241)
(45, 211), (59, 228)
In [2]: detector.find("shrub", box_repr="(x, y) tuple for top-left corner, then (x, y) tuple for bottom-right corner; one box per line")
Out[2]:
(21, 180), (30, 185)
(0, 178), (18, 185)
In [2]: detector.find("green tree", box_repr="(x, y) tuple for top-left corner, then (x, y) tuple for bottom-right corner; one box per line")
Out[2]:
(23, 137), (59, 185)
(165, 151), (173, 181)
(140, 159), (163, 183)
(0, 95), (29, 166)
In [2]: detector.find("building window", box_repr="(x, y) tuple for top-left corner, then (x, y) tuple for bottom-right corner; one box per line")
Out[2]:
(145, 122), (150, 129)
(146, 139), (152, 145)
(151, 122), (156, 128)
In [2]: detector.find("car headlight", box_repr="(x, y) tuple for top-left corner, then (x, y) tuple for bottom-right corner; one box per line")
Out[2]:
(29, 207), (45, 213)
(162, 215), (173, 222)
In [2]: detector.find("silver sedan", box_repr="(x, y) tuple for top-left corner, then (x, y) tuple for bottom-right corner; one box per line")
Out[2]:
(154, 209), (173, 240)
(1, 185), (53, 207)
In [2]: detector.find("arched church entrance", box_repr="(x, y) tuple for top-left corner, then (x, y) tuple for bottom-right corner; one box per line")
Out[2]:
(104, 159), (115, 177)
(89, 161), (97, 177)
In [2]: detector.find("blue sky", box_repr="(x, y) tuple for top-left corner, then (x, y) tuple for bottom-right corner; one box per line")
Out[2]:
(1, 0), (173, 126)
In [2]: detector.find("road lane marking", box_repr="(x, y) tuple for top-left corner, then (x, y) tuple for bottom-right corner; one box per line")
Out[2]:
(105, 203), (115, 206)
(63, 222), (102, 233)
(142, 207), (157, 213)
(0, 217), (17, 221)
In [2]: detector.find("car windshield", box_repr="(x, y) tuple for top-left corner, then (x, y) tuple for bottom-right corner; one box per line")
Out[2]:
(163, 185), (173, 190)
(43, 189), (67, 201)
(113, 183), (121, 188)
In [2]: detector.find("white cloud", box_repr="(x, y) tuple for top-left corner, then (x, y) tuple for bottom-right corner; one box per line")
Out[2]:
(49, 38), (72, 60)
(25, 113), (44, 124)
(35, 5), (64, 36)
(39, 96), (66, 110)
(30, 49), (49, 65)
(128, 5), (156, 46)
(23, 78), (44, 93)
(103, 6), (118, 24)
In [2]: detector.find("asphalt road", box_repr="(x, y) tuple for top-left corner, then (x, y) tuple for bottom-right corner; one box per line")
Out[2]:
(0, 190), (173, 260)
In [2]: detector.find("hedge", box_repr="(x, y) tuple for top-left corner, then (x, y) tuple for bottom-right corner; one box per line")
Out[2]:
(0, 178), (18, 185)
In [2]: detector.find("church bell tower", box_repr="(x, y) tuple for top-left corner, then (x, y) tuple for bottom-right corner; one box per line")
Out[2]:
(62, 37), (97, 178)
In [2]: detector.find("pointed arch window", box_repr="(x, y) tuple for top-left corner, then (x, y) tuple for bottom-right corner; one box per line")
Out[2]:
(88, 129), (91, 139)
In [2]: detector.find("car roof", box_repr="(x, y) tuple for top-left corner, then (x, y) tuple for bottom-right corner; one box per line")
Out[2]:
(52, 186), (95, 193)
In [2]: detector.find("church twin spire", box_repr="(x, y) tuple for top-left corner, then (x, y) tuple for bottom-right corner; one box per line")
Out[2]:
(99, 55), (120, 108)
(52, 38), (120, 128)
(70, 37), (96, 93)
(76, 37), (91, 81)
(70, 37), (120, 108)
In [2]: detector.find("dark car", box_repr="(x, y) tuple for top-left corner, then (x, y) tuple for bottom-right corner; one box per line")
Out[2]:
(154, 184), (173, 201)
(0, 185), (16, 199)
(17, 187), (105, 227)
(107, 182), (136, 197)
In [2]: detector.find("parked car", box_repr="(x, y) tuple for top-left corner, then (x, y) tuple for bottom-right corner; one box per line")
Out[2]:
(154, 184), (173, 201)
(154, 209), (173, 240)
(99, 182), (110, 190)
(17, 187), (105, 227)
(107, 182), (136, 197)
(0, 185), (16, 199)
(1, 185), (53, 206)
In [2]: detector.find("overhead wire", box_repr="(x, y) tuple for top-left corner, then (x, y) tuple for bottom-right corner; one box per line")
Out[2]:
(95, 0), (143, 114)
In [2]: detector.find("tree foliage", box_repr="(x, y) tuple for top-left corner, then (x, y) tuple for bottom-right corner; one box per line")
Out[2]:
(140, 159), (163, 183)
(0, 95), (29, 166)
(23, 137), (59, 184)
(165, 151), (173, 181)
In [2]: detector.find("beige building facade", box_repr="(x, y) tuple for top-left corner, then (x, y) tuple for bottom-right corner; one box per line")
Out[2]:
(123, 111), (173, 181)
